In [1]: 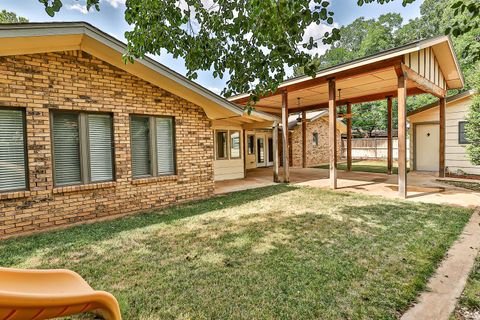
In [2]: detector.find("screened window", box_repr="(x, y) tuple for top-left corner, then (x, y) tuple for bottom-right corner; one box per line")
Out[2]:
(130, 115), (175, 178)
(247, 135), (255, 154)
(52, 112), (114, 187)
(0, 109), (27, 193)
(216, 131), (228, 160)
(313, 132), (319, 146)
(230, 131), (241, 159)
(459, 121), (469, 144)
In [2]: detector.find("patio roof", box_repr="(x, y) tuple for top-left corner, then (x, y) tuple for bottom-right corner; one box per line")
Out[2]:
(230, 36), (463, 115)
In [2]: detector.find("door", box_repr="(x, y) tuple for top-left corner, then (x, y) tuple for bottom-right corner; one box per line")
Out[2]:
(256, 137), (266, 167)
(267, 137), (274, 166)
(415, 123), (439, 171)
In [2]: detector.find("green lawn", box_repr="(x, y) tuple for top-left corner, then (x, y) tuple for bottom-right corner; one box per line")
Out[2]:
(438, 179), (480, 192)
(316, 160), (409, 174)
(0, 185), (472, 320)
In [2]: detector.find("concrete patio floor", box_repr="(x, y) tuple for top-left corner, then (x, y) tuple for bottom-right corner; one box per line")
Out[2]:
(215, 167), (480, 208)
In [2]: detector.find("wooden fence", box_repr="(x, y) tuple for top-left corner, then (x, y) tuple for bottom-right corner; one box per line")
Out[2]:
(340, 137), (410, 160)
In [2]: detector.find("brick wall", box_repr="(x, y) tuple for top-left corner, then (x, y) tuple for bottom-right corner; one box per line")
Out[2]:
(0, 51), (214, 237)
(291, 117), (341, 167)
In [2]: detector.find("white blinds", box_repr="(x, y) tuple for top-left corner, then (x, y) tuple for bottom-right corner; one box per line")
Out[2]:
(53, 113), (82, 186)
(88, 114), (113, 182)
(130, 116), (151, 178)
(156, 117), (175, 175)
(0, 109), (27, 192)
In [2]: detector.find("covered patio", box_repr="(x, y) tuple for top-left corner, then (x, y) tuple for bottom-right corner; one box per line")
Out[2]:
(215, 167), (480, 208)
(229, 35), (464, 198)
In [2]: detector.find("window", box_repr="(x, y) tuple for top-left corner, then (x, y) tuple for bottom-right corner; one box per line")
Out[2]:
(459, 121), (469, 144)
(230, 131), (241, 159)
(312, 132), (319, 146)
(52, 112), (114, 186)
(130, 115), (175, 178)
(216, 130), (228, 160)
(247, 135), (255, 154)
(0, 109), (28, 193)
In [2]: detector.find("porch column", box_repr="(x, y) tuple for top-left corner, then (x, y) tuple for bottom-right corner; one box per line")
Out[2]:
(281, 90), (290, 183)
(397, 75), (407, 198)
(328, 78), (337, 189)
(439, 97), (446, 177)
(302, 110), (307, 168)
(346, 102), (352, 172)
(272, 121), (280, 182)
(387, 96), (393, 175)
(243, 129), (247, 178)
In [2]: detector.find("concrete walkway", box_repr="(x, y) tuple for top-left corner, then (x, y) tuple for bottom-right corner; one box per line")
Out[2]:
(215, 167), (480, 208)
(402, 207), (480, 320)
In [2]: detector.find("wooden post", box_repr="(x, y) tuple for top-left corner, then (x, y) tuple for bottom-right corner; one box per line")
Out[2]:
(397, 75), (407, 198)
(439, 97), (446, 177)
(302, 111), (307, 168)
(281, 90), (290, 183)
(272, 122), (280, 182)
(387, 96), (393, 175)
(328, 78), (337, 189)
(346, 102), (352, 172)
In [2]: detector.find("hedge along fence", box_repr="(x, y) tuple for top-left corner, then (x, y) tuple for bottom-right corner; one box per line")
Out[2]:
(341, 138), (410, 160)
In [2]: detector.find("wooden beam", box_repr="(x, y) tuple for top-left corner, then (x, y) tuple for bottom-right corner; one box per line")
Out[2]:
(387, 96), (393, 175)
(242, 121), (275, 130)
(231, 58), (402, 104)
(401, 63), (446, 98)
(439, 97), (446, 178)
(273, 122), (280, 182)
(397, 75), (407, 199)
(346, 102), (352, 172)
(243, 129), (247, 178)
(281, 90), (290, 183)
(302, 110), (307, 168)
(288, 87), (425, 113)
(328, 79), (337, 189)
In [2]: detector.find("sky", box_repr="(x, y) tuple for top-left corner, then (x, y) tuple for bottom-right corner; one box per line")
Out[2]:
(1, 0), (423, 95)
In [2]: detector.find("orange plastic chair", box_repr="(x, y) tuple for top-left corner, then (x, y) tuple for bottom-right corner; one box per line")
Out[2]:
(0, 267), (121, 320)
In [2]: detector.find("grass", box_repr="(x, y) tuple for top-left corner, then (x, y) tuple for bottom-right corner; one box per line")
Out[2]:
(0, 185), (473, 320)
(438, 179), (480, 192)
(316, 160), (409, 174)
(453, 252), (480, 319)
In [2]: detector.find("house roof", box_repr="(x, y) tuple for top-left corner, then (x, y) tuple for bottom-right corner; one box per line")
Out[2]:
(230, 35), (464, 115)
(0, 21), (277, 123)
(287, 110), (347, 133)
(407, 89), (476, 117)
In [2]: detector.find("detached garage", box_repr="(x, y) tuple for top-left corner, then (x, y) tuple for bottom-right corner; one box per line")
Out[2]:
(408, 90), (479, 176)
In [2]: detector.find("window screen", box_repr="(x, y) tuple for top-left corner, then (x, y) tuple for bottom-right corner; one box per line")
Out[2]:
(0, 109), (27, 192)
(130, 116), (151, 178)
(459, 121), (469, 144)
(52, 113), (82, 186)
(156, 117), (175, 175)
(88, 114), (114, 182)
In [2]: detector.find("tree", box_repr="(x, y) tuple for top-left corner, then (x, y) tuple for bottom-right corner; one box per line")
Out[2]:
(0, 10), (28, 23)
(37, 0), (426, 108)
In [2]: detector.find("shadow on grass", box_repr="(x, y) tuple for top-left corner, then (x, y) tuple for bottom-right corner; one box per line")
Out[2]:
(0, 184), (295, 266)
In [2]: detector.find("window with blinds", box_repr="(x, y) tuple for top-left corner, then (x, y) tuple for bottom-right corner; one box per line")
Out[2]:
(52, 112), (114, 187)
(88, 114), (114, 182)
(130, 115), (176, 179)
(130, 116), (151, 178)
(230, 131), (240, 159)
(0, 109), (27, 193)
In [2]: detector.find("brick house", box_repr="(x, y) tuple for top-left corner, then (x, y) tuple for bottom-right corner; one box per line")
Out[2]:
(289, 111), (345, 167)
(0, 22), (276, 237)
